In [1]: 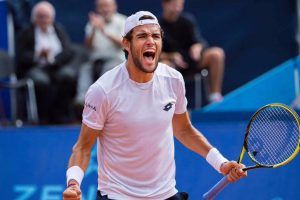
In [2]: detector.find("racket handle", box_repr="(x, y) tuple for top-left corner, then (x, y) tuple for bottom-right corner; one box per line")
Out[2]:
(202, 176), (230, 200)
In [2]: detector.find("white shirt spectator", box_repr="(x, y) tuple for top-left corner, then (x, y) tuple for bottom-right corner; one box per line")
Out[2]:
(34, 26), (62, 65)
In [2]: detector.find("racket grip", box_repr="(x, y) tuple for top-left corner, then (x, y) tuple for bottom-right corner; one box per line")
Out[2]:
(202, 176), (230, 200)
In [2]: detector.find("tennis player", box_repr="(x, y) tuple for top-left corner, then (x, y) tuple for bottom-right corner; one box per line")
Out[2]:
(63, 11), (246, 200)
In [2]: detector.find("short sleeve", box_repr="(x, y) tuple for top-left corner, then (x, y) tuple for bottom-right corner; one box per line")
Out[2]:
(174, 74), (188, 114)
(85, 23), (93, 37)
(82, 84), (108, 130)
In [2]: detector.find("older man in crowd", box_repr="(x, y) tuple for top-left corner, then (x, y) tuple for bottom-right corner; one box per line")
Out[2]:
(16, 1), (76, 124)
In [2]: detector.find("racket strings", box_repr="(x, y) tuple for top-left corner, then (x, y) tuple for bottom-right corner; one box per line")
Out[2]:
(258, 109), (296, 162)
(247, 106), (299, 166)
(255, 108), (298, 163)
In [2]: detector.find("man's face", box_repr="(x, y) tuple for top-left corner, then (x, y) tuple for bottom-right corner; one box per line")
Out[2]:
(163, 0), (184, 19)
(124, 24), (162, 73)
(96, 0), (116, 21)
(34, 6), (53, 31)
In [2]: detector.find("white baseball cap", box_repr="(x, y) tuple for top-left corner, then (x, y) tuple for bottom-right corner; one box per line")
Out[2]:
(124, 11), (160, 36)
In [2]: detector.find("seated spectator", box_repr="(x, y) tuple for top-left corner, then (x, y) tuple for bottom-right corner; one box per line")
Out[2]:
(75, 0), (126, 106)
(16, 1), (76, 124)
(159, 0), (225, 104)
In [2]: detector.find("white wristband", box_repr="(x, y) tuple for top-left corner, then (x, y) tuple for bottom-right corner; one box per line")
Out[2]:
(66, 166), (84, 186)
(206, 148), (228, 173)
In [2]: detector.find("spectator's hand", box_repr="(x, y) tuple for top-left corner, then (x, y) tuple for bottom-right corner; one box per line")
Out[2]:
(89, 12), (105, 32)
(220, 161), (247, 182)
(63, 182), (81, 200)
(39, 48), (50, 59)
(171, 52), (188, 69)
(189, 43), (203, 61)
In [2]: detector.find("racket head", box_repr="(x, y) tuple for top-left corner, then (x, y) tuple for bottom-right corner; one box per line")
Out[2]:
(243, 103), (300, 168)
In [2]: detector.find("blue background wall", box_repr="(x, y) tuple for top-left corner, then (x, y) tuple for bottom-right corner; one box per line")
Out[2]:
(50, 0), (298, 94)
(201, 58), (299, 112)
(0, 0), (12, 120)
(6, 0), (299, 110)
(9, 0), (298, 94)
(0, 0), (8, 50)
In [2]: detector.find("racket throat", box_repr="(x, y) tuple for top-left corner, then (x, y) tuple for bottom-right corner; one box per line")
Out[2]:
(243, 165), (272, 171)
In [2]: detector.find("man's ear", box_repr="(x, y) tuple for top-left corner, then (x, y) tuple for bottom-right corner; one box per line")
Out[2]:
(122, 38), (130, 52)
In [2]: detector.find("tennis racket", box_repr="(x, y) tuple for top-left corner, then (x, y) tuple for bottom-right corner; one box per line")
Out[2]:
(203, 103), (300, 200)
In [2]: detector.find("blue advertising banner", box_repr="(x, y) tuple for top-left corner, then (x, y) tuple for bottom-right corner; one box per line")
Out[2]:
(0, 126), (97, 200)
(0, 123), (299, 200)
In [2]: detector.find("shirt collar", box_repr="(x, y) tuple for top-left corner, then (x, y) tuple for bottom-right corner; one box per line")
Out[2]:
(35, 25), (55, 34)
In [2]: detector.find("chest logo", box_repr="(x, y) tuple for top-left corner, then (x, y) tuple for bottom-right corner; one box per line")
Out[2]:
(163, 102), (173, 111)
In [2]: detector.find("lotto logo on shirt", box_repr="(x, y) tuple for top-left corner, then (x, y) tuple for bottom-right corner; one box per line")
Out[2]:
(85, 103), (97, 111)
(163, 102), (173, 111)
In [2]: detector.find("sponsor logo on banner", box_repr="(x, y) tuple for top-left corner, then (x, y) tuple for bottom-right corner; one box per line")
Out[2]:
(13, 148), (98, 200)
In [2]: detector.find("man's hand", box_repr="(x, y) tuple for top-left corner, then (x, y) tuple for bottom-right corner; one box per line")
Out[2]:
(220, 161), (247, 182)
(189, 43), (203, 61)
(89, 12), (105, 32)
(63, 181), (81, 200)
(171, 52), (188, 69)
(39, 49), (50, 59)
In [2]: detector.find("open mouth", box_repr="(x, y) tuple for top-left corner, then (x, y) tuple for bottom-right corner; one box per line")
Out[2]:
(143, 51), (155, 62)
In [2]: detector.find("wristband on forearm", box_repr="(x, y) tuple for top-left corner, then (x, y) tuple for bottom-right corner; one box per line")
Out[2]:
(206, 148), (229, 173)
(66, 166), (84, 187)
(67, 182), (79, 188)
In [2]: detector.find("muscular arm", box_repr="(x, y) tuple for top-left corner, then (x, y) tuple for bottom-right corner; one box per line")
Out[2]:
(68, 123), (100, 171)
(173, 112), (247, 181)
(63, 124), (100, 198)
(172, 112), (212, 158)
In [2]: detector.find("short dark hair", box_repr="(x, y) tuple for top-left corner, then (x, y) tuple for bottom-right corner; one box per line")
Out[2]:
(122, 15), (164, 59)
(123, 29), (134, 59)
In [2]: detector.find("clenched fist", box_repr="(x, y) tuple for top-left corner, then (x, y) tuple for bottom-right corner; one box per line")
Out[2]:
(63, 182), (82, 200)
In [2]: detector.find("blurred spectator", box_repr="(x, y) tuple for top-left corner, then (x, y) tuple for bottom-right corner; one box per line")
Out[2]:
(75, 0), (126, 106)
(159, 0), (225, 104)
(16, 1), (76, 124)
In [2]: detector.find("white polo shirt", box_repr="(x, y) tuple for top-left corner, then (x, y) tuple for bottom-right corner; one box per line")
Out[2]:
(82, 62), (187, 200)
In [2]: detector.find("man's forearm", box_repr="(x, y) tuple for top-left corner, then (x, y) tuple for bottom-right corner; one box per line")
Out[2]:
(68, 145), (92, 171)
(174, 125), (212, 158)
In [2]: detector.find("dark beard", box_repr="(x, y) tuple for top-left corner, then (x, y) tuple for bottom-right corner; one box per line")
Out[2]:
(130, 46), (159, 73)
(132, 55), (158, 73)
